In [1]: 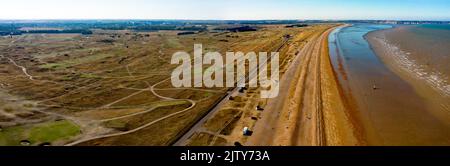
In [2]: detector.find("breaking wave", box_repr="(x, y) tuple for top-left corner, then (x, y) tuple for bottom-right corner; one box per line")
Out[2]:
(372, 35), (450, 97)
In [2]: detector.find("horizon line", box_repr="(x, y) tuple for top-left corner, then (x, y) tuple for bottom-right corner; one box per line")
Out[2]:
(1, 18), (449, 22)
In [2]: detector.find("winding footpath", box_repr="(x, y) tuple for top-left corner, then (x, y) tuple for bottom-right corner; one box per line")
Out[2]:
(65, 70), (197, 146)
(0, 55), (34, 80)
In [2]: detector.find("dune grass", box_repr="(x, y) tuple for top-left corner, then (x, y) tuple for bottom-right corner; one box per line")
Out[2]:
(40, 53), (112, 70)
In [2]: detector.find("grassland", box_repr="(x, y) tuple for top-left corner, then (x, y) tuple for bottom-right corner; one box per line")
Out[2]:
(181, 24), (338, 146)
(0, 23), (333, 146)
(0, 120), (80, 146)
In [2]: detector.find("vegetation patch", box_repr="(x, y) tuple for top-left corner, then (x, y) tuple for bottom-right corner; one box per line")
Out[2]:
(102, 101), (192, 130)
(204, 109), (242, 133)
(187, 132), (214, 146)
(166, 38), (183, 48)
(220, 112), (243, 135)
(74, 108), (145, 120)
(80, 73), (101, 79)
(187, 132), (228, 146)
(0, 120), (81, 146)
(40, 53), (113, 70)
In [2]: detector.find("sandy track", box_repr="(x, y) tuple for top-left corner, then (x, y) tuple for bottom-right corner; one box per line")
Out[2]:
(0, 55), (34, 80)
(247, 26), (361, 146)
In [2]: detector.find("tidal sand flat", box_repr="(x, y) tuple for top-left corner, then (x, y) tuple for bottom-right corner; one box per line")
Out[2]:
(329, 24), (450, 145)
(367, 25), (450, 116)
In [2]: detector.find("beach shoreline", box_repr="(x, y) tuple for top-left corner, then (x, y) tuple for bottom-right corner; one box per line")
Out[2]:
(328, 24), (450, 145)
(366, 27), (450, 127)
(247, 25), (364, 146)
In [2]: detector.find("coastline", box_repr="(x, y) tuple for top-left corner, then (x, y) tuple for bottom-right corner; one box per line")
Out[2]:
(320, 25), (365, 145)
(248, 25), (363, 146)
(366, 28), (450, 127)
(330, 24), (450, 145)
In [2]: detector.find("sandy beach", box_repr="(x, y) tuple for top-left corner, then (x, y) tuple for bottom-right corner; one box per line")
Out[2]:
(247, 25), (363, 146)
(246, 24), (450, 146)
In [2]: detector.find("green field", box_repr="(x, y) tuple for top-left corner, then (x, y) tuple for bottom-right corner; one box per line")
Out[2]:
(0, 120), (81, 146)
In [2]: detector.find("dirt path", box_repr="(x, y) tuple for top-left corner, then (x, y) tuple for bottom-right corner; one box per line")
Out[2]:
(247, 26), (361, 146)
(8, 67), (204, 146)
(65, 99), (196, 146)
(18, 61), (211, 146)
(0, 36), (217, 146)
(0, 55), (34, 80)
(65, 67), (197, 146)
(1, 37), (34, 81)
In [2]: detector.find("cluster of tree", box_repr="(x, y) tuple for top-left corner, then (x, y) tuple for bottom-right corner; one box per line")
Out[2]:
(98, 39), (115, 44)
(0, 31), (21, 36)
(133, 25), (206, 31)
(214, 26), (258, 32)
(23, 29), (93, 35)
(177, 31), (196, 36)
(285, 24), (308, 28)
(176, 26), (207, 31)
(0, 24), (21, 36)
(0, 23), (93, 36)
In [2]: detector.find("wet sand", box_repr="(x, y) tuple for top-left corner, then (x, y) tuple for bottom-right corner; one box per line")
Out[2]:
(330, 24), (450, 145)
(366, 27), (450, 145)
(367, 26), (450, 113)
(248, 24), (450, 146)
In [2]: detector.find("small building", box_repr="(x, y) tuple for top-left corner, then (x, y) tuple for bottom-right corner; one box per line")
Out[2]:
(239, 88), (245, 93)
(238, 87), (248, 93)
(177, 31), (196, 36)
(243, 127), (251, 136)
(373, 85), (379, 90)
(256, 106), (264, 111)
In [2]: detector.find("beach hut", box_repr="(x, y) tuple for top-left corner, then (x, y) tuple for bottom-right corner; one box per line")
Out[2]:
(239, 87), (246, 93)
(256, 105), (264, 111)
(243, 127), (251, 136)
(373, 85), (379, 90)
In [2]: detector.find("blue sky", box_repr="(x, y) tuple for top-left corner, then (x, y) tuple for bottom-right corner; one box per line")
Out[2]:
(1, 0), (449, 20)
